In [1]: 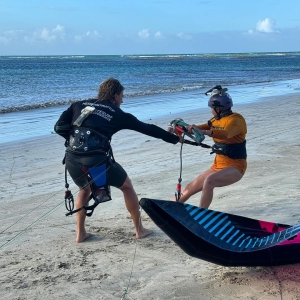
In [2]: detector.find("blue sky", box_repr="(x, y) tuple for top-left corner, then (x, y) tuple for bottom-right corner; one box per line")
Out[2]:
(0, 0), (299, 55)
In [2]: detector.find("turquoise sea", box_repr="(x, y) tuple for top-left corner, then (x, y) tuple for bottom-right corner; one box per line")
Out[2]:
(1, 52), (300, 144)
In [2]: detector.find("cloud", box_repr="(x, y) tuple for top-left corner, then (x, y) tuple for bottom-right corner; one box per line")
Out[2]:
(138, 29), (150, 39)
(176, 32), (192, 40)
(74, 30), (101, 42)
(256, 18), (276, 33)
(154, 31), (165, 39)
(40, 28), (56, 41)
(154, 31), (164, 39)
(248, 18), (278, 35)
(52, 24), (65, 36)
(24, 24), (66, 43)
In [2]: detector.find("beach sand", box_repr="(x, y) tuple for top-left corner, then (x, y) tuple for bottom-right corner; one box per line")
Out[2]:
(1, 93), (300, 300)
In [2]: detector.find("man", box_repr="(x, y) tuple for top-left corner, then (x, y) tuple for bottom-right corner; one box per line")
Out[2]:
(55, 78), (183, 242)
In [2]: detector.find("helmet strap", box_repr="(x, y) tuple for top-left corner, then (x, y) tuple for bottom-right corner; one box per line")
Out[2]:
(214, 107), (222, 120)
(214, 108), (232, 120)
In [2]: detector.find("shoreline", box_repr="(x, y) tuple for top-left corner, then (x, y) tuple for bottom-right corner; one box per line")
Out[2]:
(0, 91), (300, 299)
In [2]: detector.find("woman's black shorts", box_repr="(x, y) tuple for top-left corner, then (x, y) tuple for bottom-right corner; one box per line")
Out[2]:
(65, 153), (127, 189)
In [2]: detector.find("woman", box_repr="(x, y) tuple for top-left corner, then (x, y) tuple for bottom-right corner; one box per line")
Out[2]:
(173, 86), (247, 208)
(54, 78), (183, 243)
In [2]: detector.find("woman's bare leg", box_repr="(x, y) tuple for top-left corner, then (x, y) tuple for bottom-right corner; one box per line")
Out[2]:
(119, 176), (152, 239)
(200, 167), (243, 208)
(176, 168), (216, 203)
(75, 186), (92, 243)
(174, 167), (243, 208)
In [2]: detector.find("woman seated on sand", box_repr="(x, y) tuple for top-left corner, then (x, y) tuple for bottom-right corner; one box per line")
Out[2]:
(54, 78), (183, 243)
(170, 86), (247, 208)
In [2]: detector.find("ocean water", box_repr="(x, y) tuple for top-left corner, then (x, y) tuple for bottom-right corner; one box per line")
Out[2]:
(1, 52), (300, 144)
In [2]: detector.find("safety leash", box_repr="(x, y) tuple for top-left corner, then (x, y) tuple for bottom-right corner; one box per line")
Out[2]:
(171, 119), (212, 201)
(175, 132), (185, 202)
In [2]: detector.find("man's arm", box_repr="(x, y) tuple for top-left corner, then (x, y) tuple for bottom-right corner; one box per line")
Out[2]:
(54, 108), (73, 139)
(123, 113), (180, 144)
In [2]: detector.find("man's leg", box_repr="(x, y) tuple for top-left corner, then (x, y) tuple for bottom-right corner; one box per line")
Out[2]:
(75, 186), (92, 243)
(119, 176), (152, 239)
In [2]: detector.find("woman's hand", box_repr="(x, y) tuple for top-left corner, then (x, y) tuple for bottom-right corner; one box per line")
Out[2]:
(187, 124), (198, 134)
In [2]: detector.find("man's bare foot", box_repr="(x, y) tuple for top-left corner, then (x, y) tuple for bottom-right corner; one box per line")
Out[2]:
(76, 232), (92, 243)
(136, 228), (153, 239)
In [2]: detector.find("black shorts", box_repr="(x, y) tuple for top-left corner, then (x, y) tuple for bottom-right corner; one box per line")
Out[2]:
(65, 153), (127, 189)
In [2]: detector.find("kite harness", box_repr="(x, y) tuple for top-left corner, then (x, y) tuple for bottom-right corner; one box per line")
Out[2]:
(63, 125), (113, 217)
(169, 118), (211, 202)
(64, 160), (112, 217)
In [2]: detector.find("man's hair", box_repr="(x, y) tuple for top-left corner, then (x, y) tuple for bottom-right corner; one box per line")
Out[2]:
(98, 78), (124, 102)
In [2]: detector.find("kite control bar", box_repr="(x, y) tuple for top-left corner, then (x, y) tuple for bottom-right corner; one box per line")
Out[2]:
(169, 118), (211, 148)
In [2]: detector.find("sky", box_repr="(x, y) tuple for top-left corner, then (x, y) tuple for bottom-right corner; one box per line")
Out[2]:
(0, 0), (299, 55)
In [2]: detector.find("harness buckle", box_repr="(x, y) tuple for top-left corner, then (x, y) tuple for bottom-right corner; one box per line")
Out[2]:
(67, 127), (110, 153)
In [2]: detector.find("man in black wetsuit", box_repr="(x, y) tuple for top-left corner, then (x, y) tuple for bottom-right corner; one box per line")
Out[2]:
(54, 78), (183, 243)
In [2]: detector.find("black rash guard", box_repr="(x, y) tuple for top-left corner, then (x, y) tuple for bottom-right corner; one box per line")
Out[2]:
(54, 99), (179, 148)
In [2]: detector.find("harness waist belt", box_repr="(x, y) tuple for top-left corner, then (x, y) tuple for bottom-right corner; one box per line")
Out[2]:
(67, 127), (110, 154)
(211, 140), (247, 159)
